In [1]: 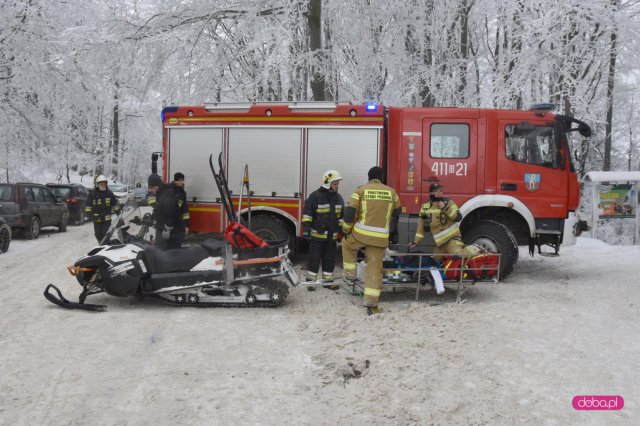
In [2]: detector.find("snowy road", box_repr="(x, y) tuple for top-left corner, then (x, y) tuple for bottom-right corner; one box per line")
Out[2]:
(1, 224), (638, 425)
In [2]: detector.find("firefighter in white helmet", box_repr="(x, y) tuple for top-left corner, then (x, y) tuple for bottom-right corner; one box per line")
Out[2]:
(302, 170), (345, 290)
(342, 166), (402, 315)
(85, 175), (119, 244)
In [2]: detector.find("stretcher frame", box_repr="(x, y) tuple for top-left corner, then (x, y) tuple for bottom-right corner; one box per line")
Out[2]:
(342, 249), (501, 304)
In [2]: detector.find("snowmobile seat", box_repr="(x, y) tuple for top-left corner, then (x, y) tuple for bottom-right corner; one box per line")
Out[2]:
(200, 238), (226, 257)
(143, 246), (211, 274)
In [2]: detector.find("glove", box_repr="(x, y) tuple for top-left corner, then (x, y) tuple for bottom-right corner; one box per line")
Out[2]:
(389, 232), (398, 245)
(336, 231), (344, 242)
(302, 229), (310, 240)
(162, 225), (173, 240)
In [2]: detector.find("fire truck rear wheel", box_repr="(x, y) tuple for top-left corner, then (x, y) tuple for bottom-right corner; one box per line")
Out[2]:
(463, 220), (519, 280)
(250, 215), (291, 246)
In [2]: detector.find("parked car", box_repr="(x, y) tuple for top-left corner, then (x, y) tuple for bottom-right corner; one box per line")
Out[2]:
(0, 183), (69, 239)
(133, 187), (148, 205)
(0, 217), (10, 253)
(46, 183), (90, 225)
(109, 184), (131, 206)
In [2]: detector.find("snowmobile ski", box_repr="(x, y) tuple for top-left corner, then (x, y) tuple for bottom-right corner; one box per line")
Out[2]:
(44, 284), (107, 312)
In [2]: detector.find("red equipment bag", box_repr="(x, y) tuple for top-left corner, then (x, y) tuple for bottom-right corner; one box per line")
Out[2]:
(224, 222), (269, 249)
(441, 253), (500, 280)
(466, 253), (500, 279)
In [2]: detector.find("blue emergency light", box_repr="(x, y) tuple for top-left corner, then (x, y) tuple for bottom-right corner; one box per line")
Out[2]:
(365, 102), (378, 112)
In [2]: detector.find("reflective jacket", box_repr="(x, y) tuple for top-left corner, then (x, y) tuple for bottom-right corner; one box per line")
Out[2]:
(414, 198), (462, 246)
(342, 179), (401, 248)
(85, 188), (119, 223)
(153, 183), (190, 230)
(302, 187), (344, 241)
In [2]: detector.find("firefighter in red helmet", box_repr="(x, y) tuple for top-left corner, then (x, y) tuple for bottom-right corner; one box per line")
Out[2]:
(409, 181), (480, 259)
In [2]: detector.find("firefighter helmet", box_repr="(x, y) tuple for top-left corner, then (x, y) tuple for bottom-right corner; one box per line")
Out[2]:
(96, 175), (108, 184)
(147, 173), (163, 187)
(429, 182), (443, 193)
(321, 170), (342, 189)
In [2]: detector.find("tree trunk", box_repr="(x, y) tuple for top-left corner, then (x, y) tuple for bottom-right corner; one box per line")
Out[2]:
(604, 0), (619, 171)
(457, 0), (472, 104)
(308, 0), (325, 101)
(112, 90), (119, 179)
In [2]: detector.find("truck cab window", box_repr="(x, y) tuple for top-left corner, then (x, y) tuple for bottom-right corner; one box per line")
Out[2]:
(430, 124), (470, 158)
(505, 124), (559, 168)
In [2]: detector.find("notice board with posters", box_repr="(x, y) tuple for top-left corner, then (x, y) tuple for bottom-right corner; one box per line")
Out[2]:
(584, 171), (640, 246)
(598, 184), (637, 218)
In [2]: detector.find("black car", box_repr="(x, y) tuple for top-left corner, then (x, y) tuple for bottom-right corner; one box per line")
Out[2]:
(0, 183), (69, 239)
(46, 183), (91, 224)
(0, 217), (10, 253)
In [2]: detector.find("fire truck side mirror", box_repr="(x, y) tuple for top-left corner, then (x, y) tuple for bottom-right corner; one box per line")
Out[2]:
(151, 152), (162, 174)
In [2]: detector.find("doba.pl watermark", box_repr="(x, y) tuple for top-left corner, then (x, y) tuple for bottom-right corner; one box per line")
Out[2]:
(572, 395), (624, 411)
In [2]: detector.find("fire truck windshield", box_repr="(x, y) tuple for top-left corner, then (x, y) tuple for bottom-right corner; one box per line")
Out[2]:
(505, 124), (560, 168)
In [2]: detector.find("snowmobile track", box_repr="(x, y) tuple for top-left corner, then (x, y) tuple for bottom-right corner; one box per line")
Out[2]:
(150, 278), (290, 308)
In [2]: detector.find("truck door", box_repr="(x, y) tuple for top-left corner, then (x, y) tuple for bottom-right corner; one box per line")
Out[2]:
(421, 118), (478, 201)
(497, 120), (568, 219)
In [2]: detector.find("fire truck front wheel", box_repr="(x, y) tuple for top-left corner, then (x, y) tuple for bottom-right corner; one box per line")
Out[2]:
(463, 220), (519, 280)
(249, 214), (292, 247)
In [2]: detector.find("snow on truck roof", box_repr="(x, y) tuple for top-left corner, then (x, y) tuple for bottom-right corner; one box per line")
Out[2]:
(583, 171), (640, 183)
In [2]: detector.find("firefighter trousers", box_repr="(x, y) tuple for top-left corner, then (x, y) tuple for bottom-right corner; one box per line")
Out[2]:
(434, 237), (480, 260)
(342, 235), (386, 308)
(307, 239), (337, 281)
(155, 227), (186, 250)
(93, 221), (111, 244)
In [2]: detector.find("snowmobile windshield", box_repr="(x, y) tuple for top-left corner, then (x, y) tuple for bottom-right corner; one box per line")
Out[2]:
(103, 202), (153, 245)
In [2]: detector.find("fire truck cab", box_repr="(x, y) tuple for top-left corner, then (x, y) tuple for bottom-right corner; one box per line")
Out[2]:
(158, 102), (591, 279)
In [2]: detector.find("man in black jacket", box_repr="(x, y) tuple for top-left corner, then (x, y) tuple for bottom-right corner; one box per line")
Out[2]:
(302, 170), (344, 290)
(154, 172), (190, 249)
(85, 175), (120, 244)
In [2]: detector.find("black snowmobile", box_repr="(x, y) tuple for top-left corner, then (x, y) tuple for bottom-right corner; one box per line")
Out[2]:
(44, 155), (299, 311)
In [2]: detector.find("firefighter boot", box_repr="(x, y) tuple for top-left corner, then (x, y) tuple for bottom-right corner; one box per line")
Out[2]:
(306, 272), (318, 291)
(322, 273), (339, 290)
(366, 306), (383, 316)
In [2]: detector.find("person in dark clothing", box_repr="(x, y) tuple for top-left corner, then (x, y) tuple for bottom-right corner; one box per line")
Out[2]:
(154, 172), (190, 249)
(302, 170), (345, 290)
(85, 175), (120, 244)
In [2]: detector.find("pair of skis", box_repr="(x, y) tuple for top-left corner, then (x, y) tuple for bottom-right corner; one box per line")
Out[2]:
(208, 153), (251, 226)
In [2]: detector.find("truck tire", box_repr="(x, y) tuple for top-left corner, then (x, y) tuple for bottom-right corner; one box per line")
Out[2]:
(463, 220), (519, 280)
(24, 216), (41, 240)
(249, 215), (291, 246)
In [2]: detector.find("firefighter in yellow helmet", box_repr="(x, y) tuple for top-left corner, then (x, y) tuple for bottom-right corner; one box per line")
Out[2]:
(342, 166), (402, 315)
(409, 182), (480, 259)
(301, 169), (345, 290)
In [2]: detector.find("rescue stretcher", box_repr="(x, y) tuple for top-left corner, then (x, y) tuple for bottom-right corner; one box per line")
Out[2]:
(342, 245), (501, 304)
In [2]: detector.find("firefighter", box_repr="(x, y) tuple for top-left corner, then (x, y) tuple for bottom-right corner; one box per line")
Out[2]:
(302, 169), (345, 291)
(409, 182), (480, 259)
(154, 172), (190, 249)
(147, 173), (163, 207)
(342, 166), (402, 315)
(85, 175), (119, 244)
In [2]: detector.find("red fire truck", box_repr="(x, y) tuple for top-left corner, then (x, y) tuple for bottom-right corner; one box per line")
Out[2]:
(157, 102), (591, 278)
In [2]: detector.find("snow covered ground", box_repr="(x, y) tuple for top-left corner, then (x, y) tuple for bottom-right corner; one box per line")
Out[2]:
(0, 224), (638, 425)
